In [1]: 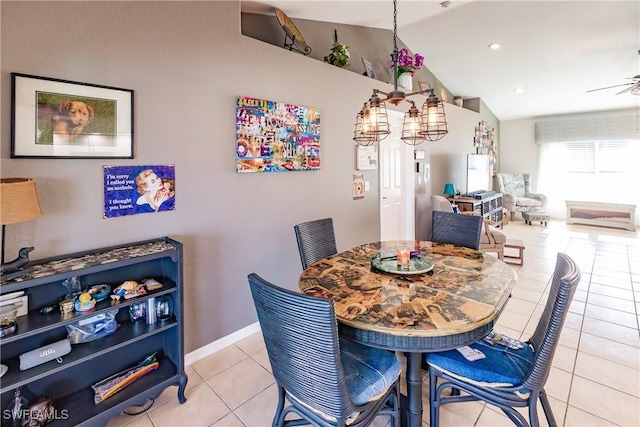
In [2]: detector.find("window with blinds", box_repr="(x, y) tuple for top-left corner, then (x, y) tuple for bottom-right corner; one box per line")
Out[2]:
(565, 141), (632, 173)
(538, 139), (640, 218)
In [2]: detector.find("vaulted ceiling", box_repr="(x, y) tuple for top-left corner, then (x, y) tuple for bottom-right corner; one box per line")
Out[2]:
(242, 0), (640, 121)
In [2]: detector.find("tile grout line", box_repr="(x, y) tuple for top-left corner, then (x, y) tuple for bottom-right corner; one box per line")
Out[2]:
(561, 235), (596, 427)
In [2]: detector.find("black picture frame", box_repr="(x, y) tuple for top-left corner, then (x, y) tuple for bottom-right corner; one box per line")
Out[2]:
(11, 73), (134, 159)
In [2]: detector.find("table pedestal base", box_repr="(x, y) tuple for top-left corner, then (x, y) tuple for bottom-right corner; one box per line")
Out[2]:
(403, 352), (424, 427)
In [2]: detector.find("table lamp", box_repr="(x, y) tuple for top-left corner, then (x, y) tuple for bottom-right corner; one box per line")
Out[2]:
(443, 183), (457, 197)
(0, 178), (42, 279)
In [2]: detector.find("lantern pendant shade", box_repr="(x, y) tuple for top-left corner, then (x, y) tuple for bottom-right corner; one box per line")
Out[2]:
(352, 0), (448, 146)
(0, 178), (42, 226)
(361, 94), (391, 143)
(420, 94), (448, 142)
(401, 102), (426, 145)
(354, 104), (376, 146)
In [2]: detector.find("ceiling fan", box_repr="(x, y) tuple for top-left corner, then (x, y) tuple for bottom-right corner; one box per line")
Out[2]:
(587, 75), (640, 95)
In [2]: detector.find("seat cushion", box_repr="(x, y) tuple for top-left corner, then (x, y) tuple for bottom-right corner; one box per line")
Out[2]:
(480, 228), (507, 245)
(425, 337), (535, 387)
(516, 197), (543, 207)
(340, 337), (401, 406)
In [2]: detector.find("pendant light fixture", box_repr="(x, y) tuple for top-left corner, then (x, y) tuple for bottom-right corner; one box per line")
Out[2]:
(353, 0), (448, 146)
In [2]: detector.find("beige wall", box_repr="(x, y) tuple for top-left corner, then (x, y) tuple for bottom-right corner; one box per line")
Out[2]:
(499, 118), (540, 189)
(1, 1), (496, 352)
(415, 98), (500, 240)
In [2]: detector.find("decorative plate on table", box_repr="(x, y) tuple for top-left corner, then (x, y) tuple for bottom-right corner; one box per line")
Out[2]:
(370, 253), (434, 275)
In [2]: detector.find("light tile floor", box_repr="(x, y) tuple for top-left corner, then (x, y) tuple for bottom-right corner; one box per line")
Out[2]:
(108, 220), (640, 426)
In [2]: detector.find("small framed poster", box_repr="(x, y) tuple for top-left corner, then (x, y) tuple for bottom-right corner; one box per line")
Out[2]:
(353, 173), (364, 200)
(103, 165), (175, 218)
(356, 145), (378, 170)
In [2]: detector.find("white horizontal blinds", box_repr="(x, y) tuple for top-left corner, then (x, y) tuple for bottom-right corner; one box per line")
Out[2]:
(565, 141), (631, 173)
(566, 141), (595, 173)
(599, 140), (632, 173)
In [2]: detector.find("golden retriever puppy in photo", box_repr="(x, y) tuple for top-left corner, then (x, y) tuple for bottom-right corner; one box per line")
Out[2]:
(53, 100), (94, 140)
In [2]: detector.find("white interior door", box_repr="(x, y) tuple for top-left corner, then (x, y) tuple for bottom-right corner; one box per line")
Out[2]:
(380, 111), (415, 241)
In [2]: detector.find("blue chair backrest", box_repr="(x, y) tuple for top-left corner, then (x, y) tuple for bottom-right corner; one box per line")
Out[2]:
(247, 273), (355, 418)
(431, 211), (483, 250)
(294, 218), (338, 269)
(524, 253), (580, 391)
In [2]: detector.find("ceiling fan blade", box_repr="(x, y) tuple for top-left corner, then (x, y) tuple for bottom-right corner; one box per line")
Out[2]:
(616, 84), (638, 95)
(586, 82), (634, 93)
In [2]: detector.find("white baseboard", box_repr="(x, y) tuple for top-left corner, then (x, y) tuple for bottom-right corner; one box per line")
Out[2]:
(184, 322), (261, 367)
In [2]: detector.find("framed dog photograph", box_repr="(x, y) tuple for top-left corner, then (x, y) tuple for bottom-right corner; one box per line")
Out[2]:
(11, 73), (134, 159)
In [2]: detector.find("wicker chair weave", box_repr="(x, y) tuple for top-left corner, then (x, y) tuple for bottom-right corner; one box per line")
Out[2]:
(524, 252), (580, 391)
(248, 274), (351, 417)
(425, 253), (580, 427)
(247, 273), (400, 426)
(431, 211), (483, 250)
(294, 218), (338, 270)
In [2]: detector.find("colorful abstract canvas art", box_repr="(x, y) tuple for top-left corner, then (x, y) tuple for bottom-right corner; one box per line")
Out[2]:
(236, 96), (320, 173)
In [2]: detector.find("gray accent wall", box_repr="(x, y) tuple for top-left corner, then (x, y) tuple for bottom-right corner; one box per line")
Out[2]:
(1, 1), (498, 352)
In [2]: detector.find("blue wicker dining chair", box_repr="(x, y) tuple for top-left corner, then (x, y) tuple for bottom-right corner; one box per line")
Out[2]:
(247, 273), (401, 427)
(294, 218), (338, 269)
(425, 253), (580, 427)
(432, 195), (506, 259)
(431, 210), (483, 250)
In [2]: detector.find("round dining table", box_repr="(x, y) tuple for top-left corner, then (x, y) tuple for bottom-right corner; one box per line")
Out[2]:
(298, 240), (517, 427)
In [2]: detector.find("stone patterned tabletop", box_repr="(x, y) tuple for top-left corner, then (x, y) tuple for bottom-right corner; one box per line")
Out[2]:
(299, 240), (517, 338)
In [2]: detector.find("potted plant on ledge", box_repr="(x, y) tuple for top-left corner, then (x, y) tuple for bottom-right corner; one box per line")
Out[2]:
(325, 41), (350, 68)
(390, 47), (424, 91)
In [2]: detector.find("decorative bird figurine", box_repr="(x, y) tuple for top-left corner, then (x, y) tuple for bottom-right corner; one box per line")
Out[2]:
(1, 247), (34, 275)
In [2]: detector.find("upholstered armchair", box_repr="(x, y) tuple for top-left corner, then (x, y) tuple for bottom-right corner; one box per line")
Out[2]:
(496, 173), (547, 220)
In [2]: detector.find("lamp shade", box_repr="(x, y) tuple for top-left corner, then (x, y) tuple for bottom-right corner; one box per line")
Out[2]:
(0, 178), (42, 225)
(443, 183), (457, 196)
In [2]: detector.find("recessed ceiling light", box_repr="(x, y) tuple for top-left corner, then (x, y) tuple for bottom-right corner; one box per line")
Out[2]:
(488, 42), (501, 50)
(514, 88), (524, 94)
